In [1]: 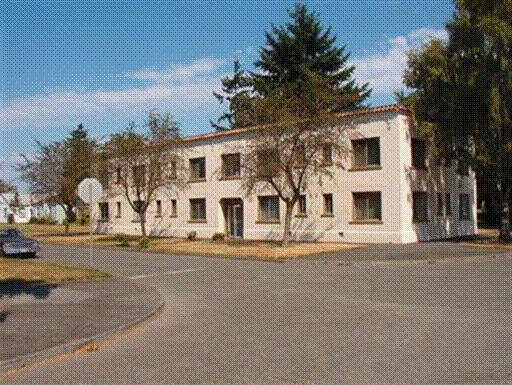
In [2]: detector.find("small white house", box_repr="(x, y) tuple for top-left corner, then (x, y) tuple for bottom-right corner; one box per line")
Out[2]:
(93, 105), (477, 243)
(0, 193), (32, 224)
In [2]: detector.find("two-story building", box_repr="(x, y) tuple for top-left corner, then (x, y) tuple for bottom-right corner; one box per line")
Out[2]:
(94, 105), (477, 243)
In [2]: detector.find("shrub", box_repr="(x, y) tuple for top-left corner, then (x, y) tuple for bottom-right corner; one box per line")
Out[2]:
(28, 217), (39, 224)
(115, 233), (131, 247)
(138, 237), (150, 248)
(187, 231), (197, 241)
(211, 232), (225, 241)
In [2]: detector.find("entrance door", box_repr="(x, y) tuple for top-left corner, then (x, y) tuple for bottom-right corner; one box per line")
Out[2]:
(227, 201), (243, 238)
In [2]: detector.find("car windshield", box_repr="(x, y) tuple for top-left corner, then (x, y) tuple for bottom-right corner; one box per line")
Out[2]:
(0, 229), (22, 237)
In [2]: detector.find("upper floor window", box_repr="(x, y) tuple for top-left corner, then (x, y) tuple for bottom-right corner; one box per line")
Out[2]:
(99, 169), (110, 189)
(222, 153), (241, 178)
(133, 165), (146, 186)
(457, 158), (469, 176)
(352, 137), (380, 169)
(413, 191), (428, 222)
(353, 192), (382, 222)
(170, 161), (177, 179)
(411, 138), (427, 169)
(322, 144), (333, 165)
(459, 194), (470, 220)
(115, 167), (121, 184)
(256, 149), (279, 177)
(258, 195), (280, 222)
(190, 157), (206, 181)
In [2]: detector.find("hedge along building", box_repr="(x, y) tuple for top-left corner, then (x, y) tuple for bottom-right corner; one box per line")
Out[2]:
(93, 105), (477, 243)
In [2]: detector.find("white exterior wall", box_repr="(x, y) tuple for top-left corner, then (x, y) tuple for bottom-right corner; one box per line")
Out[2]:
(94, 107), (477, 243)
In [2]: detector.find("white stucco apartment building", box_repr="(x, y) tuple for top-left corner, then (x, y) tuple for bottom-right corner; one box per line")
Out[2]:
(94, 105), (477, 243)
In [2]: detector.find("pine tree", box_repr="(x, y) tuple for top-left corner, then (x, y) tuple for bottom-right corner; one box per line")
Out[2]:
(212, 3), (371, 130)
(252, 3), (371, 105)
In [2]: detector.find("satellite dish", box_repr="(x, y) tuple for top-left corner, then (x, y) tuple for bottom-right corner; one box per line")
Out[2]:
(78, 178), (103, 205)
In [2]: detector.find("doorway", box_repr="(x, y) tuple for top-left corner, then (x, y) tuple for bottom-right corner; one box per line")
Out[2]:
(223, 199), (243, 239)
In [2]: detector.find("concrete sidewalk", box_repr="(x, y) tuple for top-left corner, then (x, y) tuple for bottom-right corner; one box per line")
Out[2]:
(0, 277), (163, 370)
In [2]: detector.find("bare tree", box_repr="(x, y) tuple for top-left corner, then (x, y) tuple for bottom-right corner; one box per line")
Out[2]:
(18, 124), (96, 233)
(102, 112), (186, 237)
(239, 73), (357, 246)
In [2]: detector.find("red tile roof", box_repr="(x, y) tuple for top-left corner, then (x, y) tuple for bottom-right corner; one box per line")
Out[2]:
(182, 104), (411, 143)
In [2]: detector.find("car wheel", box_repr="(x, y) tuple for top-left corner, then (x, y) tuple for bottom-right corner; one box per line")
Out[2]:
(26, 252), (37, 259)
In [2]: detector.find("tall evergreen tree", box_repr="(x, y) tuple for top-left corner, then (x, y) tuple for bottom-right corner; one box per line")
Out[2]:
(253, 3), (371, 105)
(212, 3), (371, 130)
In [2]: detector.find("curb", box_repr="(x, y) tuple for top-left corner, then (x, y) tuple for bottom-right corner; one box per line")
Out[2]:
(0, 279), (165, 373)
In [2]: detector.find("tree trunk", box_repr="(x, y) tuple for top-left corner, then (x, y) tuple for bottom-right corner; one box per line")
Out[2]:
(282, 201), (294, 247)
(139, 211), (147, 237)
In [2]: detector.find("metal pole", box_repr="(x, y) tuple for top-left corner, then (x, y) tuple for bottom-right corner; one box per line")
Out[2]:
(89, 182), (93, 267)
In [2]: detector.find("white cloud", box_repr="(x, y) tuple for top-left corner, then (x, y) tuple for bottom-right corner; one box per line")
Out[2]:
(0, 57), (230, 131)
(350, 27), (449, 100)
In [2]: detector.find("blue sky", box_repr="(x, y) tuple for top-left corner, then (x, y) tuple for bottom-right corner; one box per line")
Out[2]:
(1, 0), (452, 184)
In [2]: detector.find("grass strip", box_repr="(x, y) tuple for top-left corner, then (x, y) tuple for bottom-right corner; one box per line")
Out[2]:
(0, 258), (110, 284)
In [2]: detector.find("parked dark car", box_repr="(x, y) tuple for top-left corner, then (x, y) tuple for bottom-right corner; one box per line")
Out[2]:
(0, 228), (39, 258)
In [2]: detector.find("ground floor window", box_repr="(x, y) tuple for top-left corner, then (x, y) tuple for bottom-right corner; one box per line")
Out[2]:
(353, 192), (382, 221)
(190, 198), (206, 221)
(258, 195), (280, 222)
(413, 192), (428, 222)
(437, 193), (444, 216)
(156, 200), (162, 217)
(133, 200), (144, 221)
(99, 202), (109, 221)
(446, 193), (452, 215)
(459, 193), (470, 220)
(116, 202), (121, 217)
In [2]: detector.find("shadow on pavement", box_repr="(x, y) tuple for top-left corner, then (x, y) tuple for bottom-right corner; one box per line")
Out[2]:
(0, 283), (56, 299)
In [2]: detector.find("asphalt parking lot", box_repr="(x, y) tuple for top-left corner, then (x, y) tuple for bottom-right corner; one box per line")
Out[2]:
(2, 243), (511, 384)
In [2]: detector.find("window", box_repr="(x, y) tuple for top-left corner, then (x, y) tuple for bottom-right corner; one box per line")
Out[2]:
(294, 144), (307, 168)
(297, 195), (307, 216)
(156, 200), (162, 217)
(170, 161), (177, 179)
(170, 199), (177, 217)
(457, 158), (469, 176)
(190, 157), (206, 181)
(323, 194), (334, 216)
(133, 165), (146, 186)
(412, 138), (427, 169)
(99, 202), (109, 221)
(115, 167), (121, 184)
(437, 193), (444, 216)
(413, 192), (428, 222)
(190, 198), (206, 221)
(18, 209), (25, 219)
(459, 194), (470, 220)
(353, 192), (382, 221)
(257, 149), (279, 177)
(222, 153), (241, 178)
(133, 200), (144, 221)
(258, 196), (280, 222)
(99, 169), (109, 189)
(446, 193), (452, 215)
(352, 137), (380, 169)
(322, 144), (333, 165)
(116, 201), (121, 217)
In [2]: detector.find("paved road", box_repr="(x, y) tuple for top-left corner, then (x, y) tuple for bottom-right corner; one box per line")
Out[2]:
(3, 244), (512, 383)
